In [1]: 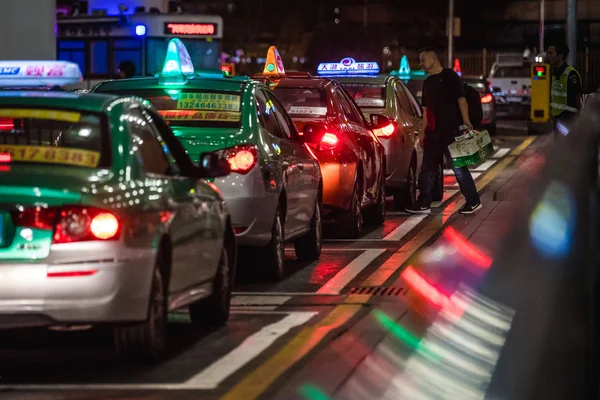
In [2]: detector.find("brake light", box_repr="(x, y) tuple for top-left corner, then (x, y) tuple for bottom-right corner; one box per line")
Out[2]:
(222, 144), (258, 174)
(0, 153), (11, 163)
(0, 118), (13, 131)
(481, 93), (493, 104)
(320, 132), (339, 150)
(16, 206), (121, 243)
(373, 122), (396, 138)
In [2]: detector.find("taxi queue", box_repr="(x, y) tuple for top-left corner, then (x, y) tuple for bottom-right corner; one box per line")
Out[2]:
(0, 39), (433, 359)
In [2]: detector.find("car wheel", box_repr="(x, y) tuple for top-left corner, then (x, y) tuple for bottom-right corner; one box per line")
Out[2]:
(294, 199), (322, 261)
(394, 163), (417, 210)
(262, 207), (285, 281)
(364, 175), (386, 225)
(431, 161), (444, 202)
(114, 255), (167, 361)
(189, 236), (234, 326)
(335, 182), (362, 238)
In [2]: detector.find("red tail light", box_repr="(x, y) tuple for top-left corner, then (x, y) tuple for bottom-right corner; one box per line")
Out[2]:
(17, 206), (121, 243)
(0, 118), (14, 131)
(222, 144), (258, 174)
(320, 132), (339, 150)
(0, 153), (11, 163)
(481, 93), (493, 104)
(373, 122), (396, 138)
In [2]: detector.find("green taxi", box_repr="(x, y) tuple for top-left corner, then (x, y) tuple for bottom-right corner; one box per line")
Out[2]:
(92, 39), (323, 281)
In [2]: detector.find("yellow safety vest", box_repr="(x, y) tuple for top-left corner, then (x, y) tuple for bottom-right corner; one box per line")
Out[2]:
(551, 65), (581, 116)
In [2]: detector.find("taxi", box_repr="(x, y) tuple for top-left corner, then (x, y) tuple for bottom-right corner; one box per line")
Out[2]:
(0, 61), (235, 360)
(92, 39), (323, 281)
(331, 56), (426, 209)
(254, 48), (387, 238)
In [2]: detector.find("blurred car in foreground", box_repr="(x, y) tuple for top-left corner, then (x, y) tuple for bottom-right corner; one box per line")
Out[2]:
(0, 61), (235, 360)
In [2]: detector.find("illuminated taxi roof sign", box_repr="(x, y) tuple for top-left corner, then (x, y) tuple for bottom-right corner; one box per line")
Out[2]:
(0, 61), (82, 87)
(317, 58), (380, 75)
(159, 38), (195, 85)
(262, 46), (286, 77)
(391, 55), (427, 78)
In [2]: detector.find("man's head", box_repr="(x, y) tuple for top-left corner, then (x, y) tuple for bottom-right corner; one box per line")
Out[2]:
(419, 47), (441, 73)
(546, 43), (569, 68)
(118, 60), (136, 79)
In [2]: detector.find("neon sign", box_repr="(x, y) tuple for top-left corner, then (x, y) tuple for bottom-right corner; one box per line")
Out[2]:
(0, 61), (82, 86)
(159, 38), (195, 85)
(164, 23), (217, 36)
(317, 57), (380, 75)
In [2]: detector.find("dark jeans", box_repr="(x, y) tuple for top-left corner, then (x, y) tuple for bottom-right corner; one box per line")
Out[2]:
(417, 140), (480, 207)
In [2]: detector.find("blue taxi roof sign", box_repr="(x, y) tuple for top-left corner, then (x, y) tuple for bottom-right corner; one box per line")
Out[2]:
(159, 38), (196, 84)
(317, 57), (380, 76)
(0, 61), (82, 87)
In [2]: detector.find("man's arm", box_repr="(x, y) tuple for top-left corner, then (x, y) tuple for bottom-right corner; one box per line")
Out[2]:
(418, 107), (428, 147)
(445, 69), (472, 129)
(458, 97), (471, 130)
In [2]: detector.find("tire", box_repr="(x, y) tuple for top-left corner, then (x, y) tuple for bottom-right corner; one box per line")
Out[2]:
(189, 237), (234, 327)
(431, 161), (444, 202)
(262, 207), (285, 281)
(364, 175), (386, 225)
(114, 255), (167, 362)
(294, 199), (322, 261)
(335, 182), (363, 238)
(394, 162), (417, 210)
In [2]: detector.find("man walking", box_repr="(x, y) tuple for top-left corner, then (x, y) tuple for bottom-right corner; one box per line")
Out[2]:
(546, 43), (582, 137)
(406, 47), (481, 215)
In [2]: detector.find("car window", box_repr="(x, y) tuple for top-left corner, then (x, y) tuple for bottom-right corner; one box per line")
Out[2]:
(138, 108), (182, 175)
(127, 107), (173, 176)
(395, 83), (416, 117)
(264, 90), (294, 139)
(399, 82), (422, 118)
(256, 89), (286, 139)
(273, 87), (328, 119)
(335, 88), (363, 124)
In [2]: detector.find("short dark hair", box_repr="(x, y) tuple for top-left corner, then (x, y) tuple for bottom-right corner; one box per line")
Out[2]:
(118, 60), (136, 78)
(420, 47), (440, 56)
(551, 43), (570, 58)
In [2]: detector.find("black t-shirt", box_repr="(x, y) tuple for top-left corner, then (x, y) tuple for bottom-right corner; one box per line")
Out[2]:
(422, 68), (466, 137)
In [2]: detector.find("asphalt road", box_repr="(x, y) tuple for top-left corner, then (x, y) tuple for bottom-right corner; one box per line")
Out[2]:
(0, 120), (537, 400)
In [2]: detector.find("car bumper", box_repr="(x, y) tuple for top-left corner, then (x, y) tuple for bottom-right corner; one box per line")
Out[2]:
(320, 160), (357, 211)
(214, 167), (278, 247)
(0, 242), (155, 329)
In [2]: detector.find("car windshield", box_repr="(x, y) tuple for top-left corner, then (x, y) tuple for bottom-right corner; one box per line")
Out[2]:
(273, 87), (328, 119)
(0, 108), (109, 169)
(493, 65), (531, 78)
(342, 83), (386, 109)
(101, 89), (242, 128)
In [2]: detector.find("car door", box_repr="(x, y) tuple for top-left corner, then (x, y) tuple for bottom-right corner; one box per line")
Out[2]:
(265, 89), (320, 234)
(394, 80), (421, 151)
(255, 89), (304, 236)
(141, 107), (223, 286)
(335, 86), (379, 203)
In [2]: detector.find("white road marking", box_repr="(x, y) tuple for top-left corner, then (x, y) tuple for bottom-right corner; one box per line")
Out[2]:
(443, 169), (454, 175)
(431, 190), (459, 208)
(383, 215), (427, 241)
(317, 249), (386, 295)
(473, 159), (497, 171)
(232, 292), (339, 296)
(497, 123), (528, 132)
(492, 148), (510, 158)
(231, 295), (291, 306)
(0, 311), (317, 391)
(231, 306), (278, 311)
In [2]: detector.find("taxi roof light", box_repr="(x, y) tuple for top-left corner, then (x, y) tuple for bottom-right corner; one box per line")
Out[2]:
(0, 61), (82, 87)
(158, 38), (196, 85)
(262, 46), (286, 77)
(317, 57), (380, 76)
(391, 55), (427, 78)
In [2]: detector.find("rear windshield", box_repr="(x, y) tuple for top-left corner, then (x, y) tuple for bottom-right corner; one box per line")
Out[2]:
(0, 108), (108, 169)
(405, 80), (424, 101)
(99, 89), (242, 128)
(464, 80), (487, 92)
(342, 83), (386, 109)
(273, 87), (328, 119)
(493, 65), (531, 78)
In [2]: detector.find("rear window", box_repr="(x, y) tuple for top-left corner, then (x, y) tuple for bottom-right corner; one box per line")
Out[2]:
(493, 65), (531, 78)
(405, 80), (424, 101)
(0, 108), (108, 169)
(464, 80), (487, 93)
(99, 89), (242, 128)
(342, 83), (386, 109)
(273, 87), (328, 119)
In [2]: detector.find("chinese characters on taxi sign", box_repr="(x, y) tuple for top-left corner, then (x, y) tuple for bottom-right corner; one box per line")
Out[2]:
(176, 92), (241, 112)
(159, 110), (240, 122)
(317, 58), (380, 75)
(0, 145), (100, 168)
(0, 61), (82, 86)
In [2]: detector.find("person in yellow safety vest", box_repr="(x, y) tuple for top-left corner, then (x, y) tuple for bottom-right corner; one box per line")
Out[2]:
(546, 43), (583, 138)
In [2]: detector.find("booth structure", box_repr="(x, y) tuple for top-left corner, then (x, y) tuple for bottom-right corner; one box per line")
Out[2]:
(528, 63), (553, 135)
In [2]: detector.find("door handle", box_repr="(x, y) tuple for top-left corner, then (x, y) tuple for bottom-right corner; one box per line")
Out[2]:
(297, 162), (304, 171)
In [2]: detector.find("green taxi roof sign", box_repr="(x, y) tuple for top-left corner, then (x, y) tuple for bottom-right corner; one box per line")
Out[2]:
(390, 55), (427, 79)
(159, 38), (196, 85)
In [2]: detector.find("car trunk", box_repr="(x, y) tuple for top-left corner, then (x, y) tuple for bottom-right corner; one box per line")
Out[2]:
(171, 126), (243, 162)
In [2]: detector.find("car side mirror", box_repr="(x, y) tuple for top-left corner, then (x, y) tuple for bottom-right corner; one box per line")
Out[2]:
(197, 152), (231, 178)
(370, 114), (393, 129)
(301, 124), (324, 144)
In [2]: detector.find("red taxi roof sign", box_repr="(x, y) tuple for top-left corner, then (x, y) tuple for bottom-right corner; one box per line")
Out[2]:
(262, 46), (286, 77)
(453, 58), (462, 76)
(0, 61), (82, 87)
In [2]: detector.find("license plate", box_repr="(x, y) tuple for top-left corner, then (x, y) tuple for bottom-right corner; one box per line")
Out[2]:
(507, 96), (521, 103)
